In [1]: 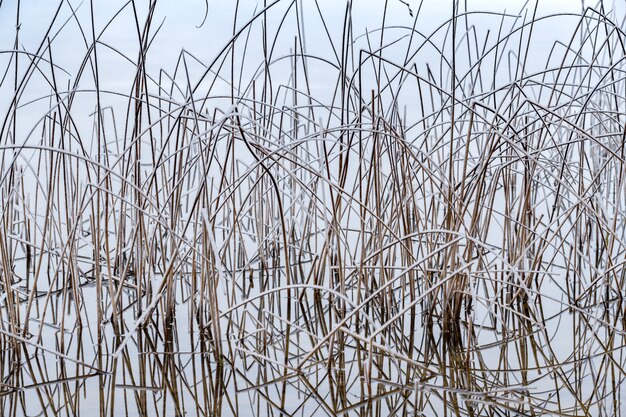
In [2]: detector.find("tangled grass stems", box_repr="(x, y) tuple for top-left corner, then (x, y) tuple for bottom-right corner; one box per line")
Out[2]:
(1, 0), (626, 416)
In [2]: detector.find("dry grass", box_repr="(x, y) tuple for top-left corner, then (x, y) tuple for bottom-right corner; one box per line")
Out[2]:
(0, 0), (626, 416)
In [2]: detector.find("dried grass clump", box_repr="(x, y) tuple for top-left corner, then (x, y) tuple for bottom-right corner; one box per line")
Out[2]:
(0, 0), (626, 416)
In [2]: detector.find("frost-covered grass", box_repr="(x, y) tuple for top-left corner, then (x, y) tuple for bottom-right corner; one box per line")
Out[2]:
(0, 0), (626, 416)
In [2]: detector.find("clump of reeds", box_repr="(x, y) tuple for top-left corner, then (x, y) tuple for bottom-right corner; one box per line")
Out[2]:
(0, 0), (626, 416)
